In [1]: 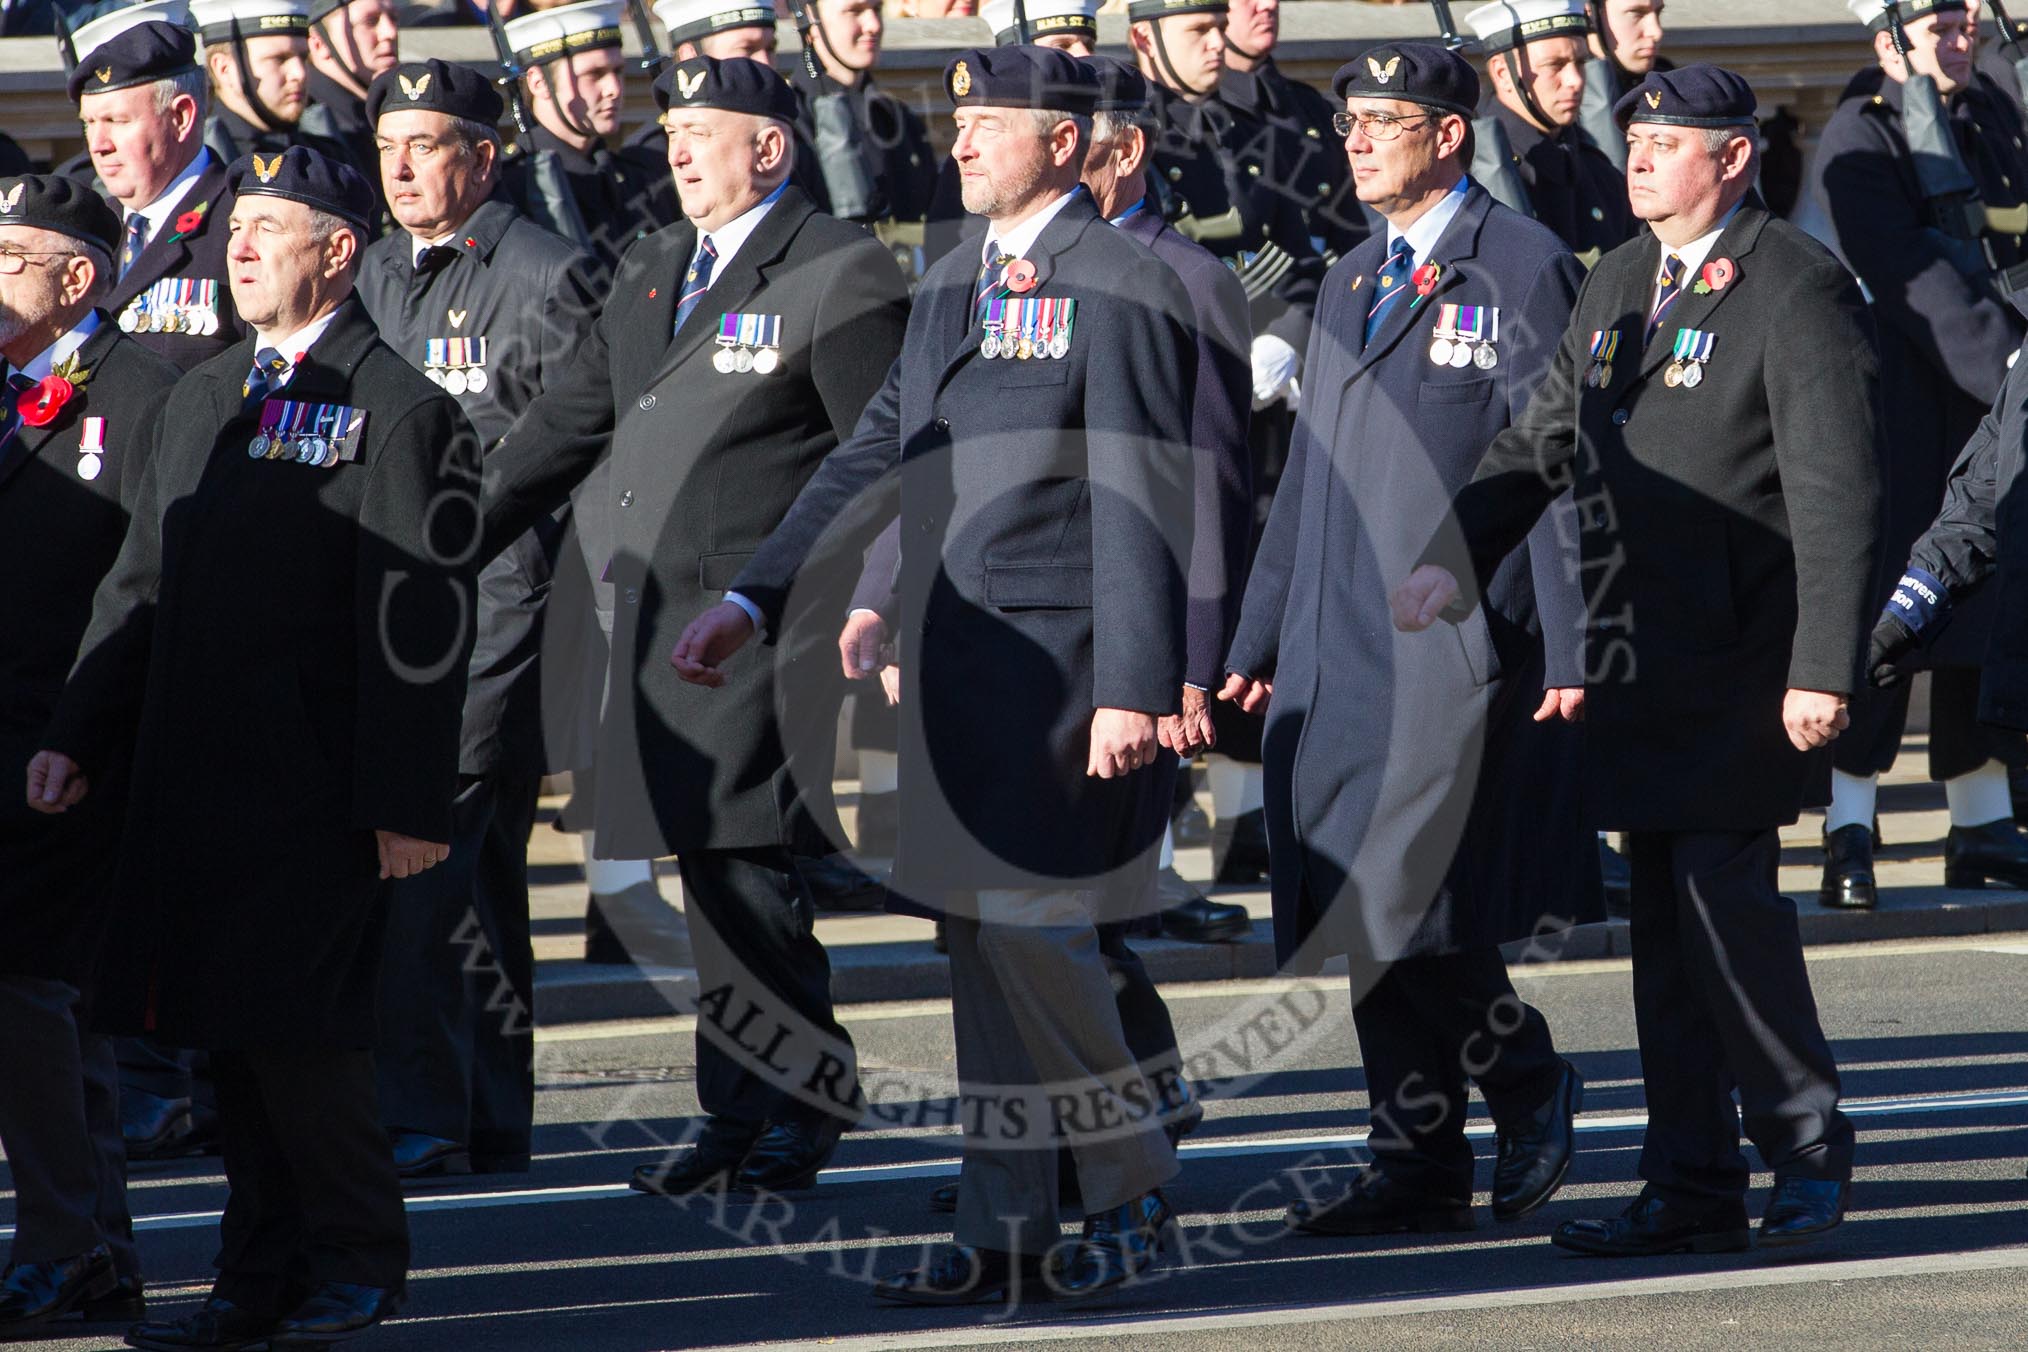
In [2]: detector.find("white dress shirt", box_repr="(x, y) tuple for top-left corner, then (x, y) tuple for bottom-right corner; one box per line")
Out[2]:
(1648, 201), (1744, 314)
(252, 306), (344, 390)
(18, 311), (103, 382)
(1386, 174), (1473, 261)
(127, 148), (215, 255)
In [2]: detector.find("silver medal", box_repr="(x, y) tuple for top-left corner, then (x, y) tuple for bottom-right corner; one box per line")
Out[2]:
(713, 348), (736, 373)
(734, 348), (754, 374)
(1429, 337), (1454, 366)
(249, 433), (271, 458)
(1680, 361), (1703, 389)
(752, 348), (778, 375)
(466, 366), (487, 393)
(982, 332), (1000, 360)
(118, 306), (139, 333)
(1447, 342), (1472, 369)
(426, 367), (446, 386)
(77, 453), (103, 481)
(1473, 343), (1498, 370)
(1048, 332), (1069, 360)
(445, 368), (469, 396)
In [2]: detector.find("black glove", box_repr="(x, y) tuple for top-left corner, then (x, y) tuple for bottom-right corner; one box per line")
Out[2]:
(1867, 612), (1920, 688)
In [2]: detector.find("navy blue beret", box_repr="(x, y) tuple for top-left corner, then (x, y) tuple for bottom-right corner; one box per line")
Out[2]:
(1614, 63), (1758, 129)
(653, 53), (799, 122)
(227, 144), (374, 230)
(366, 59), (504, 129)
(1332, 42), (1480, 119)
(1088, 55), (1148, 115)
(68, 20), (198, 102)
(944, 44), (1100, 117)
(0, 173), (124, 257)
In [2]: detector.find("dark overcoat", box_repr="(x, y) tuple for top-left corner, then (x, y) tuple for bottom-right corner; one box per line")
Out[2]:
(1493, 105), (1637, 262)
(43, 301), (479, 1049)
(101, 153), (244, 371)
(732, 188), (1197, 894)
(482, 186), (910, 859)
(1441, 199), (1884, 832)
(1226, 185), (1595, 970)
(0, 321), (180, 984)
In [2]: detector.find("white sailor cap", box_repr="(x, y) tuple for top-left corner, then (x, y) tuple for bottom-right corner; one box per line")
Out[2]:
(188, 0), (309, 42)
(69, 0), (192, 61)
(1463, 0), (1590, 55)
(981, 0), (1100, 47)
(1846, 0), (1966, 33)
(501, 0), (625, 68)
(652, 0), (774, 45)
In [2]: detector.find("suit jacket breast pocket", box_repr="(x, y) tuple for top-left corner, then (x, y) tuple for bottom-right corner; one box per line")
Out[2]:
(991, 360), (1073, 389)
(698, 551), (756, 591)
(1419, 377), (1496, 406)
(983, 563), (1092, 610)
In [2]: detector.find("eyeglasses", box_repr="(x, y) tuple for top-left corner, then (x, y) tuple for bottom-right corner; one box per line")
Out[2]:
(1332, 110), (1440, 141)
(0, 250), (74, 275)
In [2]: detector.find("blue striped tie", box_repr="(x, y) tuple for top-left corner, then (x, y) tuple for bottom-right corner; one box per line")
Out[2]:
(1364, 240), (1416, 346)
(1647, 253), (1686, 344)
(674, 235), (717, 336)
(975, 241), (1009, 321)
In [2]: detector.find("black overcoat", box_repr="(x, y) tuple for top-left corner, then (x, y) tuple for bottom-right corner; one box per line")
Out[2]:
(43, 301), (479, 1049)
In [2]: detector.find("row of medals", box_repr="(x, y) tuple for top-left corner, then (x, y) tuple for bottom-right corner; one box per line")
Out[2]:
(714, 345), (780, 374)
(1430, 336), (1498, 370)
(426, 365), (489, 395)
(982, 324), (1070, 362)
(1584, 361), (1614, 387)
(119, 303), (220, 336)
(1663, 357), (1707, 389)
(247, 422), (346, 468)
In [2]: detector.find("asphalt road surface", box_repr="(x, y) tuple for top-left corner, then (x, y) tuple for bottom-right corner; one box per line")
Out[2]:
(7, 933), (2026, 1351)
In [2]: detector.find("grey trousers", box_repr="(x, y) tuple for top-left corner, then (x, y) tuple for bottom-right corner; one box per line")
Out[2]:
(0, 976), (136, 1275)
(943, 889), (1178, 1256)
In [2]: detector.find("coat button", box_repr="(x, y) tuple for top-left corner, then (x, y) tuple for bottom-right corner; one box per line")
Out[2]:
(1611, 408), (1630, 427)
(619, 490), (634, 507)
(1248, 164), (1261, 176)
(918, 518), (934, 534)
(934, 416), (951, 431)
(638, 394), (656, 410)
(623, 587), (640, 604)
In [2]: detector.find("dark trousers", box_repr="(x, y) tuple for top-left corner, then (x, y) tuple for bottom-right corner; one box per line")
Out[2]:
(1097, 923), (1183, 1081)
(0, 977), (133, 1274)
(210, 1048), (409, 1316)
(376, 771), (540, 1158)
(115, 1036), (206, 1102)
(1351, 949), (1564, 1196)
(1838, 665), (2028, 780)
(1625, 829), (1854, 1205)
(678, 847), (857, 1128)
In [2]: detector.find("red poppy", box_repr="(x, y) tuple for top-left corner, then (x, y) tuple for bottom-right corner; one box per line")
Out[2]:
(1411, 262), (1442, 297)
(17, 376), (75, 427)
(1701, 257), (1736, 291)
(174, 209), (204, 235)
(649, 287), (658, 299)
(1004, 258), (1038, 294)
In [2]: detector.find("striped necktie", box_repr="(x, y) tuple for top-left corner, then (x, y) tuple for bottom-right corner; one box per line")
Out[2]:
(976, 241), (1010, 321)
(120, 213), (148, 279)
(1364, 240), (1417, 346)
(673, 235), (717, 336)
(242, 346), (288, 410)
(1647, 253), (1686, 344)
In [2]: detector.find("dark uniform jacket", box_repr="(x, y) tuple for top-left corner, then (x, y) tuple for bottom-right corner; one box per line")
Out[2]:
(1146, 81), (1324, 356)
(1228, 185), (1595, 969)
(358, 198), (600, 778)
(1492, 104), (1636, 263)
(498, 125), (678, 285)
(204, 103), (360, 174)
(0, 320), (179, 984)
(1220, 56), (1370, 263)
(43, 300), (480, 1049)
(730, 188), (1196, 893)
(102, 152), (245, 370)
(1437, 198), (1883, 832)
(481, 186), (909, 859)
(1812, 70), (2028, 602)
(788, 63), (939, 227)
(302, 68), (387, 228)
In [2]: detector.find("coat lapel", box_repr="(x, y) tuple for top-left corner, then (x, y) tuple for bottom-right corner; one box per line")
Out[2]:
(645, 190), (819, 390)
(1343, 185), (1495, 385)
(1635, 198), (1770, 383)
(105, 160), (228, 318)
(0, 320), (123, 493)
(934, 189), (1097, 396)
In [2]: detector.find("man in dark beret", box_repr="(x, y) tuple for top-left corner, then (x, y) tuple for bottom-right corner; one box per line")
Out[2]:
(1394, 63), (1878, 1255)
(479, 53), (906, 1206)
(669, 43), (1198, 1305)
(354, 57), (602, 1186)
(30, 145), (481, 1347)
(0, 173), (181, 1336)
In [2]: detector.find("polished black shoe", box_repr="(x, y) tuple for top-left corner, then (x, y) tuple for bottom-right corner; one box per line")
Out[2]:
(122, 1091), (218, 1162)
(1758, 1176), (1848, 1246)
(1551, 1187), (1751, 1257)
(1819, 823), (1877, 910)
(1288, 1167), (1474, 1236)
(125, 1296), (280, 1350)
(269, 1283), (402, 1347)
(736, 1115), (847, 1192)
(82, 1276), (147, 1322)
(1211, 809), (1272, 886)
(1493, 1060), (1583, 1221)
(630, 1118), (762, 1197)
(801, 851), (887, 913)
(0, 1244), (114, 1333)
(1599, 838), (1632, 919)
(1944, 819), (2028, 889)
(1055, 1190), (1175, 1301)
(389, 1128), (471, 1180)
(1156, 871), (1250, 944)
(873, 1245), (1048, 1306)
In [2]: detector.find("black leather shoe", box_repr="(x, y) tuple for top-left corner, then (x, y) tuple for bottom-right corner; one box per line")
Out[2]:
(390, 1129), (471, 1180)
(269, 1283), (402, 1347)
(1599, 838), (1632, 919)
(1551, 1187), (1751, 1257)
(1172, 798), (1213, 849)
(1820, 823), (1877, 910)
(630, 1118), (762, 1197)
(873, 1245), (1047, 1306)
(735, 1115), (847, 1192)
(122, 1091), (218, 1162)
(800, 852), (887, 913)
(1944, 819), (2028, 889)
(1493, 1060), (1583, 1221)
(0, 1244), (114, 1333)
(1055, 1190), (1175, 1301)
(1288, 1167), (1474, 1236)
(1758, 1176), (1848, 1246)
(1156, 871), (1250, 944)
(1212, 809), (1271, 886)
(125, 1296), (279, 1350)
(82, 1276), (147, 1322)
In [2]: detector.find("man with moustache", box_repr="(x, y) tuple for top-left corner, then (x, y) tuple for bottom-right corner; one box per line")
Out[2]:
(671, 45), (1196, 1305)
(479, 55), (907, 1200)
(189, 0), (358, 169)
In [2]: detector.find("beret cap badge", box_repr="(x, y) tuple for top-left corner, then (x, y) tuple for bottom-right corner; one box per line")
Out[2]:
(0, 184), (21, 214)
(1368, 55), (1400, 82)
(1645, 90), (1662, 108)
(251, 153), (283, 183)
(677, 65), (706, 99)
(96, 66), (114, 83)
(952, 60), (972, 96)
(398, 71), (431, 100)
